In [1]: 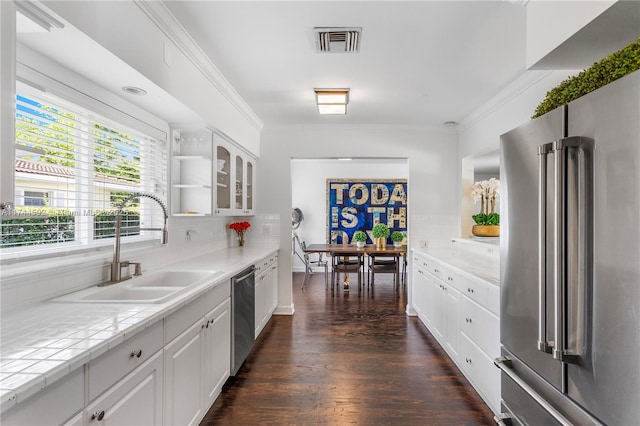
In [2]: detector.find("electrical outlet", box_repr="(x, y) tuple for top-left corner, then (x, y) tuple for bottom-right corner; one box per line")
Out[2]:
(263, 224), (270, 235)
(419, 240), (427, 248)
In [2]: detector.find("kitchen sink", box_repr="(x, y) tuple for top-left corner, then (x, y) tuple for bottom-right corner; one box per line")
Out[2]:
(52, 269), (220, 304)
(128, 270), (215, 288)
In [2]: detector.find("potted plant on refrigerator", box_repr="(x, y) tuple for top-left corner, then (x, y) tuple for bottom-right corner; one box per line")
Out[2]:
(391, 231), (404, 248)
(353, 230), (367, 248)
(371, 223), (390, 249)
(470, 178), (500, 237)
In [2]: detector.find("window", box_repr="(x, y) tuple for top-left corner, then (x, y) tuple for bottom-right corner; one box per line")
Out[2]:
(22, 191), (49, 207)
(1, 81), (167, 256)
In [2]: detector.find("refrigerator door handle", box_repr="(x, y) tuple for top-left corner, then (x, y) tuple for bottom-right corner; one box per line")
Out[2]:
(537, 142), (554, 354)
(495, 357), (574, 426)
(553, 138), (568, 363)
(552, 136), (591, 365)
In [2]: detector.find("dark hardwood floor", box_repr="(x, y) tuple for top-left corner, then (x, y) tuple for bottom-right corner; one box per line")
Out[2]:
(200, 271), (495, 425)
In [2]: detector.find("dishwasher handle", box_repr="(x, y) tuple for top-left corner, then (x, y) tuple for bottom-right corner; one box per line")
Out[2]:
(233, 266), (256, 283)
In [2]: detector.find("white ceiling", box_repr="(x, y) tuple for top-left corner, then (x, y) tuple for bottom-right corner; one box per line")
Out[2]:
(163, 1), (528, 127)
(17, 1), (530, 130)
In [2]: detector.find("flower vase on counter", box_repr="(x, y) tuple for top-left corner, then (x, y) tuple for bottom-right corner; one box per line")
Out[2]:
(229, 221), (251, 247)
(470, 178), (500, 237)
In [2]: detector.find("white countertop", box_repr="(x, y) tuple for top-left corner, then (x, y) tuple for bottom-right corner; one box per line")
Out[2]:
(412, 239), (500, 286)
(0, 246), (277, 412)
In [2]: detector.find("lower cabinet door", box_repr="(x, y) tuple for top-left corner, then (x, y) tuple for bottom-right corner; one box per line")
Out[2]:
(164, 319), (204, 426)
(203, 299), (231, 408)
(255, 273), (267, 338)
(443, 284), (460, 359)
(85, 350), (163, 425)
(459, 333), (500, 413)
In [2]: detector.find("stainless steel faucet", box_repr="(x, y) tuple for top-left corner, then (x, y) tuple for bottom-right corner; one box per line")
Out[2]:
(102, 192), (169, 285)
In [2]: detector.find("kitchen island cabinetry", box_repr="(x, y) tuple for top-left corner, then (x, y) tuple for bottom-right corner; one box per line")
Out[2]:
(411, 241), (499, 413)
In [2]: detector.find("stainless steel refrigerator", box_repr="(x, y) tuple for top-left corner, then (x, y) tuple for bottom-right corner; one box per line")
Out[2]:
(497, 71), (640, 425)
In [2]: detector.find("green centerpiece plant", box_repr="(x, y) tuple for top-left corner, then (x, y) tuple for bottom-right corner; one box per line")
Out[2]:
(391, 231), (404, 247)
(353, 230), (367, 248)
(372, 223), (390, 249)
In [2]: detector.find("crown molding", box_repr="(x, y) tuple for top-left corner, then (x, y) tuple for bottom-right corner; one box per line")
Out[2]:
(457, 69), (555, 132)
(134, 1), (264, 133)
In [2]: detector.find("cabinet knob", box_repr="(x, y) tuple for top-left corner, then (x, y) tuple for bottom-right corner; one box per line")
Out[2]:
(130, 349), (142, 358)
(91, 411), (105, 421)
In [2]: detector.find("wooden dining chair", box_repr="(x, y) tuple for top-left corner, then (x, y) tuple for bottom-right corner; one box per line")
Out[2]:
(367, 253), (400, 288)
(331, 253), (363, 293)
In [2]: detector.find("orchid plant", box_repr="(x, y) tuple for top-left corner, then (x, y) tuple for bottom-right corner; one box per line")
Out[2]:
(470, 178), (500, 226)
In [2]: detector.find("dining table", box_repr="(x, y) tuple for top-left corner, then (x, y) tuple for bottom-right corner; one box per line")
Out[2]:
(303, 243), (407, 289)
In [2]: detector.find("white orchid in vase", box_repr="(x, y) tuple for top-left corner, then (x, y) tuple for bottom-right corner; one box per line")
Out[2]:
(470, 178), (500, 226)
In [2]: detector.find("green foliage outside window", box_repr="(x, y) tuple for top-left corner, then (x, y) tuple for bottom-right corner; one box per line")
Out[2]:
(0, 209), (140, 247)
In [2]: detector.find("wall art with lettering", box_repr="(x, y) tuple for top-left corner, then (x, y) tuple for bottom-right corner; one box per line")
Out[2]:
(326, 179), (407, 244)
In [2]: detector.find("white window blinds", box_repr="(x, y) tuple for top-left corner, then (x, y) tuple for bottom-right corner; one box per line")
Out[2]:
(1, 81), (167, 256)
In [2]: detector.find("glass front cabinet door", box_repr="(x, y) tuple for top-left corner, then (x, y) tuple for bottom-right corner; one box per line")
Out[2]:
(214, 134), (256, 216)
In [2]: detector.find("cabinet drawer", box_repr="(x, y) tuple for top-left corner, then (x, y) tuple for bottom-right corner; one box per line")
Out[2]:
(1, 368), (84, 426)
(88, 320), (163, 401)
(165, 281), (230, 343)
(459, 333), (500, 413)
(460, 295), (500, 359)
(459, 275), (489, 308)
(412, 253), (431, 274)
(86, 350), (163, 426)
(255, 252), (278, 277)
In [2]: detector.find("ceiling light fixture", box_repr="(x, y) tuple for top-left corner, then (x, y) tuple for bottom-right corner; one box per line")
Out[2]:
(122, 86), (147, 96)
(315, 88), (349, 115)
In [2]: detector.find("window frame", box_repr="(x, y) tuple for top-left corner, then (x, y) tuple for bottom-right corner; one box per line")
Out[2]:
(1, 56), (169, 264)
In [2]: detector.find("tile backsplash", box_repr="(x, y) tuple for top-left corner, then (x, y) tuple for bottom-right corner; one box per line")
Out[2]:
(0, 214), (280, 312)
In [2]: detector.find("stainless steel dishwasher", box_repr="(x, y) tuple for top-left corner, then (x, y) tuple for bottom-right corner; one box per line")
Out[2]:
(230, 265), (256, 375)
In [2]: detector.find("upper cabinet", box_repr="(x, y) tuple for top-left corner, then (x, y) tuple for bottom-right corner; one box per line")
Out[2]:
(170, 128), (214, 216)
(214, 134), (255, 216)
(170, 128), (255, 217)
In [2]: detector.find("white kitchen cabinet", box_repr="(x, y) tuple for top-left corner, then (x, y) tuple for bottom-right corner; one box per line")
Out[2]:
(411, 248), (500, 414)
(63, 412), (84, 426)
(170, 128), (214, 216)
(163, 282), (231, 426)
(254, 253), (278, 338)
(202, 299), (231, 408)
(410, 256), (430, 326)
(214, 134), (256, 216)
(164, 319), (204, 426)
(85, 350), (163, 426)
(0, 368), (84, 426)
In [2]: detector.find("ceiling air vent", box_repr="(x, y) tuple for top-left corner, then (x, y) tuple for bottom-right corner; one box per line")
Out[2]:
(314, 27), (361, 53)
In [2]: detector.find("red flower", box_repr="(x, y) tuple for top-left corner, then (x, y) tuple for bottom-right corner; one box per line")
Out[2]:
(229, 221), (251, 232)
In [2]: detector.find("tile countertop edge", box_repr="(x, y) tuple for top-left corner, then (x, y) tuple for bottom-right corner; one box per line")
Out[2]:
(411, 244), (500, 287)
(0, 246), (278, 413)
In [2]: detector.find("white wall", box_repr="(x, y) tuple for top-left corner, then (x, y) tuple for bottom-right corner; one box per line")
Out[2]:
(457, 69), (575, 237)
(43, 1), (262, 156)
(290, 158), (408, 272)
(258, 124), (459, 314)
(526, 1), (616, 69)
